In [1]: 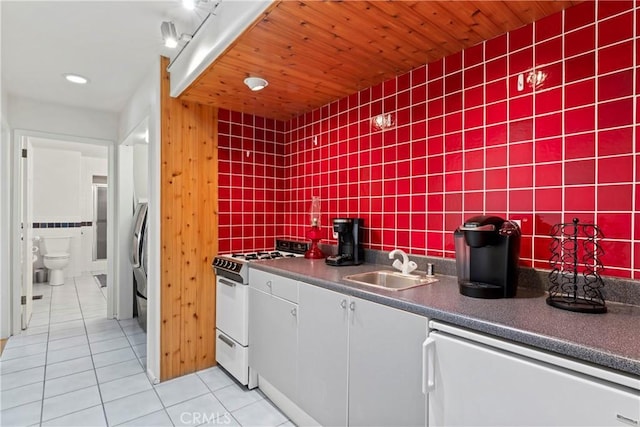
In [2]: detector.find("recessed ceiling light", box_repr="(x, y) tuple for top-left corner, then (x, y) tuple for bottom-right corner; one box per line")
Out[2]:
(244, 77), (268, 91)
(63, 73), (89, 84)
(182, 0), (196, 10)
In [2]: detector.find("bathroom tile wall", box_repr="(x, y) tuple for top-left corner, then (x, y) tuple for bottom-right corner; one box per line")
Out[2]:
(219, 1), (640, 280)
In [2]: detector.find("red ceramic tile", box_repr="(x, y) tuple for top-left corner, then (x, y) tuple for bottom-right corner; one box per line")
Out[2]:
(486, 101), (507, 125)
(485, 190), (507, 211)
(534, 138), (562, 163)
(485, 33), (507, 59)
(535, 212), (563, 236)
(464, 85), (484, 109)
(598, 128), (633, 156)
(486, 146), (507, 168)
(428, 193), (444, 212)
(598, 70), (633, 102)
(535, 11), (562, 42)
(428, 59), (444, 81)
(598, 98), (633, 129)
(445, 132), (463, 152)
(444, 93), (462, 114)
(509, 189), (533, 211)
(464, 128), (484, 151)
(508, 47), (533, 75)
(509, 23), (533, 51)
(465, 192), (484, 211)
(597, 213), (632, 240)
(535, 162), (562, 187)
(486, 79), (507, 103)
(533, 236), (553, 263)
(535, 188), (562, 211)
(509, 120), (533, 143)
(486, 124), (507, 146)
(464, 65), (484, 88)
(509, 165), (533, 188)
(486, 168), (507, 189)
(445, 72), (462, 93)
(565, 1), (595, 32)
(598, 156), (633, 184)
(538, 61), (563, 90)
(486, 57), (507, 82)
(509, 95), (533, 120)
(565, 79), (595, 109)
(445, 153), (463, 173)
(565, 25), (595, 58)
(564, 159), (595, 185)
(535, 37), (563, 65)
(565, 133), (595, 160)
(598, 12), (633, 47)
(428, 99), (443, 119)
(427, 155), (444, 174)
(464, 148), (484, 170)
(601, 241), (631, 269)
(445, 192), (463, 211)
(564, 106), (595, 135)
(598, 184), (633, 211)
(565, 186), (596, 211)
(444, 110), (462, 133)
(464, 171), (484, 191)
(464, 107), (484, 129)
(535, 113), (562, 139)
(598, 1), (633, 19)
(445, 52), (463, 74)
(464, 44), (484, 67)
(598, 41), (633, 74)
(427, 136), (444, 155)
(428, 117), (444, 135)
(565, 52), (595, 84)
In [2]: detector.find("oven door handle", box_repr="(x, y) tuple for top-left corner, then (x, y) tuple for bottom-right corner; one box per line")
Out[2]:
(218, 278), (237, 288)
(218, 334), (236, 348)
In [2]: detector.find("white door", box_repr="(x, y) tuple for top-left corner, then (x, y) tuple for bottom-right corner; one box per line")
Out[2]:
(21, 139), (34, 329)
(298, 284), (349, 426)
(428, 330), (640, 426)
(348, 297), (428, 427)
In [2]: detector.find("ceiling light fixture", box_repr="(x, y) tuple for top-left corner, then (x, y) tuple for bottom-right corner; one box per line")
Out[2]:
(63, 73), (89, 84)
(182, 0), (196, 10)
(244, 77), (268, 91)
(161, 21), (179, 48)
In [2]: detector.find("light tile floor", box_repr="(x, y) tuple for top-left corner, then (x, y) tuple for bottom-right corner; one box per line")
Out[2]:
(0, 274), (292, 427)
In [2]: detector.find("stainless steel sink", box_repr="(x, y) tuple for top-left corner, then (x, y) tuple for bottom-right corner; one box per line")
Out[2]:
(343, 270), (438, 291)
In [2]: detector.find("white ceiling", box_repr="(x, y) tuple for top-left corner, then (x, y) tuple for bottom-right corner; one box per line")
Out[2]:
(1, 1), (208, 113)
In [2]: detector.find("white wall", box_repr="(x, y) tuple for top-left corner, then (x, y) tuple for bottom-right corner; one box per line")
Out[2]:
(0, 0), (13, 337)
(118, 58), (161, 383)
(32, 148), (82, 222)
(133, 144), (148, 202)
(10, 96), (118, 142)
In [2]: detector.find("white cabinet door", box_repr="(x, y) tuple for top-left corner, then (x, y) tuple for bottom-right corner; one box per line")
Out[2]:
(248, 287), (298, 399)
(428, 331), (640, 426)
(348, 297), (428, 427)
(298, 284), (349, 426)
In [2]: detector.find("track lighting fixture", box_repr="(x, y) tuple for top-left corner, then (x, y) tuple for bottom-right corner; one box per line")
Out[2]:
(161, 21), (193, 49)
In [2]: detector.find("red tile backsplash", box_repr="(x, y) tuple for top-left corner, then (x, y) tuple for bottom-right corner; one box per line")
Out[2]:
(218, 1), (640, 279)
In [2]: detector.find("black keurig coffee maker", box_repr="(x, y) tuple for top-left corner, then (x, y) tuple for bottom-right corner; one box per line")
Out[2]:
(454, 215), (521, 298)
(326, 218), (364, 266)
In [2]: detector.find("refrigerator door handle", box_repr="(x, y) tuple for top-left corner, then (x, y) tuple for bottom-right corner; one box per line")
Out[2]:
(422, 336), (436, 394)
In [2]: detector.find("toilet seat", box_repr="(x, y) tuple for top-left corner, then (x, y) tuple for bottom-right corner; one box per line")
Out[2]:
(44, 252), (69, 259)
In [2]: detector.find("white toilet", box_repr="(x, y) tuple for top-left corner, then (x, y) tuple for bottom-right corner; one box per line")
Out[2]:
(41, 236), (71, 286)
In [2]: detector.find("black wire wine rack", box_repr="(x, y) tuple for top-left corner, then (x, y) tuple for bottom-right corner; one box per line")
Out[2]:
(547, 218), (607, 313)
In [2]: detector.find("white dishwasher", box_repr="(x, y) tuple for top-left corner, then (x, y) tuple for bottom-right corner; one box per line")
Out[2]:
(424, 321), (640, 426)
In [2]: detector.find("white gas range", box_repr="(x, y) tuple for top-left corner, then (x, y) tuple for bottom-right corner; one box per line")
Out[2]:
(212, 240), (308, 386)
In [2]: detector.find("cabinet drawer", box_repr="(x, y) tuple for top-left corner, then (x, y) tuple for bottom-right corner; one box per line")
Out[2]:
(216, 329), (249, 386)
(249, 269), (298, 303)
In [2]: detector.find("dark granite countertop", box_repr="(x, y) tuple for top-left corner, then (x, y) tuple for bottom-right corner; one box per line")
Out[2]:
(250, 258), (640, 380)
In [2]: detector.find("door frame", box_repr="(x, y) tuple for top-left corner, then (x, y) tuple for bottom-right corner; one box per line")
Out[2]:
(11, 129), (116, 334)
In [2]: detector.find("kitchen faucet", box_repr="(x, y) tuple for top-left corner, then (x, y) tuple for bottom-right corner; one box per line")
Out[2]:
(389, 249), (417, 275)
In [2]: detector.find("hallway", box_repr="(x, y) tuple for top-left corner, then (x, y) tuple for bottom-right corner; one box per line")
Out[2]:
(0, 275), (291, 426)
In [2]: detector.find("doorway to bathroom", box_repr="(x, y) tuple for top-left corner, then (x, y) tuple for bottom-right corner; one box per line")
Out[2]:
(11, 130), (116, 335)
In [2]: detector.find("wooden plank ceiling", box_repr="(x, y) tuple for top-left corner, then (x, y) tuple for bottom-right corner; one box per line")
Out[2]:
(179, 0), (579, 121)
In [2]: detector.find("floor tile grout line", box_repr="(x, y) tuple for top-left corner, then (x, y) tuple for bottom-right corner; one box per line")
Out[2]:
(74, 276), (111, 427)
(38, 278), (54, 426)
